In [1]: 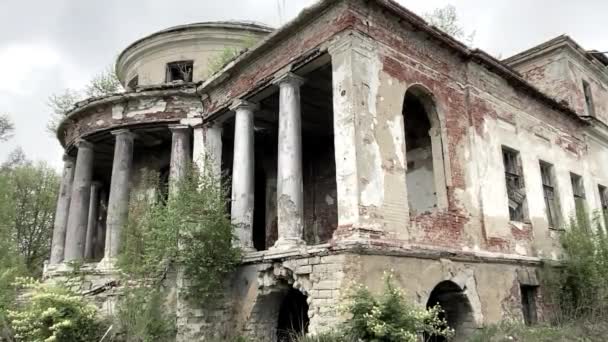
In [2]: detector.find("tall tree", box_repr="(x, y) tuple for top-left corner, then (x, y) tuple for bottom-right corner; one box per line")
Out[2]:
(0, 114), (14, 141)
(47, 66), (123, 134)
(0, 150), (59, 275)
(423, 5), (475, 46)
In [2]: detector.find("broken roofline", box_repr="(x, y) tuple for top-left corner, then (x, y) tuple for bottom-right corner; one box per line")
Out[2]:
(196, 0), (588, 126)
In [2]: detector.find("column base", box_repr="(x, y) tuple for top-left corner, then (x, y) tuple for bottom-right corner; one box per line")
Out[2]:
(96, 257), (117, 271)
(271, 237), (306, 251)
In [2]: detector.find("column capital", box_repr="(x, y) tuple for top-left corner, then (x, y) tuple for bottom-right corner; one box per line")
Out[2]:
(111, 129), (136, 140)
(180, 117), (204, 127)
(327, 31), (376, 58)
(62, 154), (75, 164)
(76, 139), (94, 150)
(168, 124), (190, 132)
(273, 72), (305, 87)
(229, 99), (259, 112)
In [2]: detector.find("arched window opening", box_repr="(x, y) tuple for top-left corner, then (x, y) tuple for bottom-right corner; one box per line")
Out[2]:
(425, 281), (475, 342)
(277, 288), (309, 341)
(403, 87), (441, 215)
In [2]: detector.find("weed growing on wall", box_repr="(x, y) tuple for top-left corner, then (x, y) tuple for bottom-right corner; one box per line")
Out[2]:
(118, 163), (241, 301)
(296, 272), (453, 342)
(543, 211), (608, 322)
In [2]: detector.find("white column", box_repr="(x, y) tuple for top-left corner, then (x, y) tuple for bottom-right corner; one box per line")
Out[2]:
(193, 122), (223, 179)
(273, 72), (306, 249)
(49, 154), (75, 264)
(64, 140), (95, 262)
(230, 100), (258, 251)
(169, 124), (192, 195)
(102, 129), (135, 263)
(84, 181), (102, 260)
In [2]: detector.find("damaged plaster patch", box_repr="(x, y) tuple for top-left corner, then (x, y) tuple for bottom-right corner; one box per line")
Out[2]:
(127, 99), (167, 118)
(387, 116), (405, 169)
(361, 52), (385, 208)
(112, 103), (125, 120)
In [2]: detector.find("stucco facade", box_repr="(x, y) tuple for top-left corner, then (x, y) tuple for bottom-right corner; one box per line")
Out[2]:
(45, 0), (608, 341)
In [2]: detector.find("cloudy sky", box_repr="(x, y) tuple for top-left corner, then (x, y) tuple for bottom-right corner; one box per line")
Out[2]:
(0, 0), (605, 169)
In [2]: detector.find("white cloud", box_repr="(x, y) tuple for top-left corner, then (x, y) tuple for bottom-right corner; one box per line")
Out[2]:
(0, 43), (62, 95)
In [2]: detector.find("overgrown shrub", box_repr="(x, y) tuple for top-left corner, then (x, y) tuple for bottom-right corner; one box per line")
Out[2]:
(111, 286), (175, 342)
(297, 273), (453, 342)
(543, 212), (608, 323)
(7, 278), (105, 342)
(118, 165), (240, 301)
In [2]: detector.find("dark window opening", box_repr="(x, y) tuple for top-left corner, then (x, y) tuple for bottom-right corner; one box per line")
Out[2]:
(503, 147), (527, 222)
(540, 161), (560, 228)
(582, 80), (596, 117)
(520, 285), (538, 326)
(127, 75), (139, 89)
(253, 166), (267, 251)
(158, 166), (170, 204)
(599, 185), (608, 228)
(403, 87), (439, 215)
(277, 288), (309, 342)
(570, 173), (587, 221)
(166, 60), (193, 82)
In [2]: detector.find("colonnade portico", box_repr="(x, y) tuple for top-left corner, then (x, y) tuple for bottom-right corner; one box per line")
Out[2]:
(49, 70), (318, 267)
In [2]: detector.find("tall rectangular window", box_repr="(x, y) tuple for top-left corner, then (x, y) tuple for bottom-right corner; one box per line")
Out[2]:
(502, 147), (527, 222)
(540, 161), (560, 228)
(520, 285), (538, 326)
(570, 173), (586, 219)
(583, 80), (596, 117)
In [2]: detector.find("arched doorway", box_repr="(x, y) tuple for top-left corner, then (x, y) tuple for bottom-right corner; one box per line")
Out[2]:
(425, 281), (475, 342)
(277, 288), (309, 341)
(402, 86), (444, 215)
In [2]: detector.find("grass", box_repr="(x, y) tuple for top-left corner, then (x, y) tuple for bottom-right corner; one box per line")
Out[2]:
(468, 320), (608, 342)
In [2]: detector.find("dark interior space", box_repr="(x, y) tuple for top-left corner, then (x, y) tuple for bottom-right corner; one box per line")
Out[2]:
(277, 288), (309, 341)
(425, 281), (475, 342)
(403, 87), (437, 215)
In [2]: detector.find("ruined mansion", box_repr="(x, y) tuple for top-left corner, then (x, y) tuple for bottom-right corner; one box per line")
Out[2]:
(44, 0), (608, 340)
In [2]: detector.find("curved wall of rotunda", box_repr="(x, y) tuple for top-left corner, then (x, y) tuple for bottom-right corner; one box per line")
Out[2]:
(115, 21), (273, 87)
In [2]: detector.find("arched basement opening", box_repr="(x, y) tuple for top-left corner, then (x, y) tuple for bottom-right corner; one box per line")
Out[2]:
(277, 288), (310, 341)
(425, 281), (475, 342)
(403, 86), (440, 215)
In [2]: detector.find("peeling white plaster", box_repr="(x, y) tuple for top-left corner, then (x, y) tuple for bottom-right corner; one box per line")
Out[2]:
(112, 103), (125, 120)
(126, 99), (167, 118)
(387, 116), (405, 169)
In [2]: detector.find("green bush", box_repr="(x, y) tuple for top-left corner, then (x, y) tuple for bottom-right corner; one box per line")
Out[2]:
(296, 273), (453, 342)
(111, 286), (175, 342)
(542, 212), (608, 323)
(118, 165), (240, 302)
(468, 320), (608, 342)
(7, 278), (105, 342)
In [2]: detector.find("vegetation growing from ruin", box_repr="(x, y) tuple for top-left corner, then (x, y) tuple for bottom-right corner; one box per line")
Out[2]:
(112, 164), (239, 340)
(207, 37), (259, 76)
(295, 273), (453, 342)
(469, 212), (608, 341)
(118, 165), (240, 301)
(111, 286), (176, 342)
(6, 278), (106, 342)
(423, 5), (475, 46)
